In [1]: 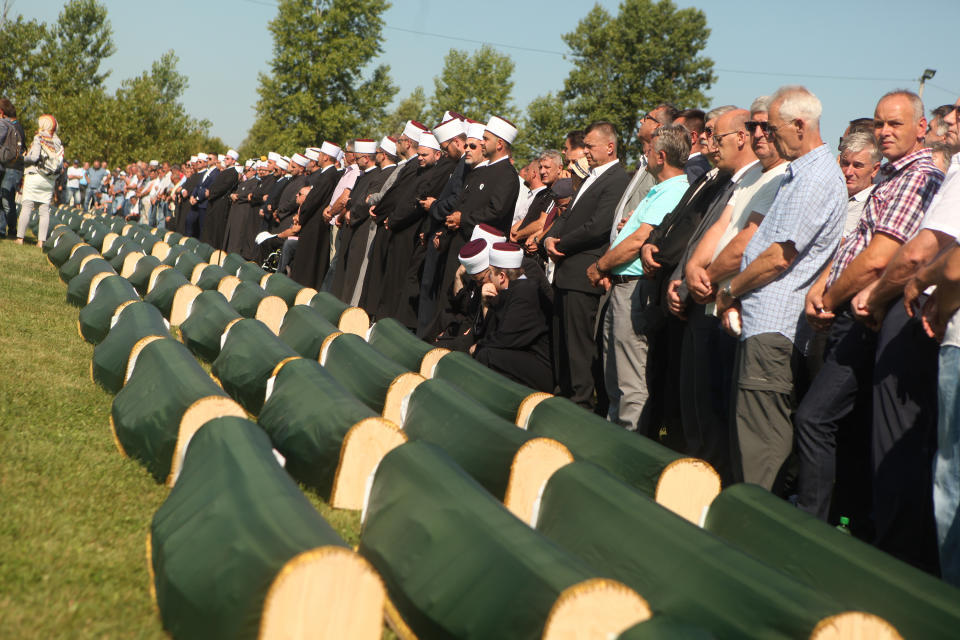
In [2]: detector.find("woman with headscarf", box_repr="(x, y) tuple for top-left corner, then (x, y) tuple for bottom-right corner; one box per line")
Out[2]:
(15, 114), (63, 245)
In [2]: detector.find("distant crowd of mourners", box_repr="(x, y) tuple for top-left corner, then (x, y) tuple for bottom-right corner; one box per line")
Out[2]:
(2, 85), (959, 585)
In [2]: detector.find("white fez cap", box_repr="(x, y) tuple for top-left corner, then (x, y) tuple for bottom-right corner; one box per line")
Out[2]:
(434, 118), (464, 143)
(486, 115), (518, 145)
(458, 239), (490, 275)
(470, 223), (507, 245)
(305, 148), (320, 162)
(379, 136), (397, 156)
(197, 152), (209, 161)
(218, 154), (226, 163)
(267, 151), (281, 162)
(465, 120), (486, 141)
(291, 153), (309, 167)
(320, 141), (341, 158)
(354, 139), (377, 154)
(189, 155), (198, 163)
(149, 160), (159, 167)
(403, 120), (428, 141)
(227, 149), (240, 161)
(489, 242), (523, 269)
(244, 159), (254, 167)
(337, 150), (345, 162)
(276, 158), (289, 170)
(418, 132), (441, 151)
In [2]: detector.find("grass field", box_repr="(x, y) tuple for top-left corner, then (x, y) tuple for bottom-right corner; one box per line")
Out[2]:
(0, 231), (365, 638)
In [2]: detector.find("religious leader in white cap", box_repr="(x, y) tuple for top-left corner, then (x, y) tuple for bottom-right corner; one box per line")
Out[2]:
(198, 146), (240, 249)
(289, 140), (342, 289)
(471, 241), (553, 392)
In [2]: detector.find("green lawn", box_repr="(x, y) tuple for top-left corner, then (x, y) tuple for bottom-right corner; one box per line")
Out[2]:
(0, 232), (364, 638)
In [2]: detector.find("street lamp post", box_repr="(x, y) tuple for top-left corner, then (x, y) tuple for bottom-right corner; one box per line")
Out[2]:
(919, 69), (937, 99)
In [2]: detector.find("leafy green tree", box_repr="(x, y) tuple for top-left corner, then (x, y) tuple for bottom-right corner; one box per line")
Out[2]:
(429, 45), (517, 123)
(243, 0), (397, 157)
(0, 14), (48, 110)
(562, 0), (714, 160)
(38, 0), (115, 92)
(517, 92), (571, 161)
(381, 86), (430, 137)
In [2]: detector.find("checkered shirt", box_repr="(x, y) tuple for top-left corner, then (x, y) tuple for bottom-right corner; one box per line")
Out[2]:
(740, 144), (847, 343)
(826, 147), (944, 289)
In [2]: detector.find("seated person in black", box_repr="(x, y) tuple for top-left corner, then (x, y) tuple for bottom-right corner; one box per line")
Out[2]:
(472, 242), (553, 392)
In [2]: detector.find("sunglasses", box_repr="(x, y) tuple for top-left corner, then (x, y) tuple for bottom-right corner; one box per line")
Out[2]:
(744, 121), (772, 135)
(465, 143), (480, 149)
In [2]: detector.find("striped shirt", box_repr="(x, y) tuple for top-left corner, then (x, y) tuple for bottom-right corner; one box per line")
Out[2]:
(740, 144), (846, 343)
(826, 147), (944, 289)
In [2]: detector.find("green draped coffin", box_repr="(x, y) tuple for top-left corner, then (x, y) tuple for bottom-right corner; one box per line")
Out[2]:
(150, 417), (384, 640)
(704, 483), (960, 640)
(91, 301), (170, 394)
(78, 275), (139, 344)
(57, 245), (99, 283)
(359, 441), (649, 640)
(142, 267), (200, 325)
(112, 337), (244, 485)
(535, 463), (889, 640)
(277, 305), (340, 360)
(178, 290), (242, 362)
(65, 258), (116, 307)
(430, 350), (544, 424)
(308, 291), (369, 335)
(366, 318), (433, 373)
(211, 318), (299, 415)
(322, 333), (411, 418)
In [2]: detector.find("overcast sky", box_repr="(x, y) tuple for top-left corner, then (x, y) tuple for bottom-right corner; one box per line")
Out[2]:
(24, 0), (960, 149)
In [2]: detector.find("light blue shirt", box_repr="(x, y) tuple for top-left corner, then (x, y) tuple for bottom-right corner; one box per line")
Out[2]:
(610, 174), (688, 276)
(740, 144), (846, 343)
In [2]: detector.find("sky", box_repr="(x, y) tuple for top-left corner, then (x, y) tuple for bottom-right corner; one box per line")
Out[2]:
(21, 0), (960, 152)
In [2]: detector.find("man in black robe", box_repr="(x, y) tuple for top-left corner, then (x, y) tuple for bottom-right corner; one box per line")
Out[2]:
(223, 161), (260, 256)
(200, 150), (240, 249)
(258, 154), (309, 263)
(173, 159), (201, 235)
(289, 142), (341, 288)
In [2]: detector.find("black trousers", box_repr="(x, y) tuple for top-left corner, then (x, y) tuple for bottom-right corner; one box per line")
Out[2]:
(794, 311), (876, 525)
(681, 304), (737, 484)
(873, 298), (940, 575)
(553, 287), (601, 408)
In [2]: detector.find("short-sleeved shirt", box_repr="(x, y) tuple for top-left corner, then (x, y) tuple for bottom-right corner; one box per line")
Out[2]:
(66, 167), (84, 189)
(740, 144), (846, 343)
(610, 174), (689, 276)
(920, 151), (960, 239)
(826, 147), (944, 289)
(86, 167), (107, 190)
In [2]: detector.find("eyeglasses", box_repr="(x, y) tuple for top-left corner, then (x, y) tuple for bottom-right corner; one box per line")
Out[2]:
(712, 130), (744, 142)
(465, 143), (480, 149)
(744, 121), (772, 135)
(642, 113), (660, 125)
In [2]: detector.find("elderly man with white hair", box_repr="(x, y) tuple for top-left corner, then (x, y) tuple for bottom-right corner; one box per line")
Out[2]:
(715, 85), (847, 493)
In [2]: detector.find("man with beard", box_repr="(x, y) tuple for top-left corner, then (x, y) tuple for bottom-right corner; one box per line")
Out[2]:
(290, 141), (341, 287)
(329, 139), (377, 298)
(201, 149), (240, 249)
(223, 160), (261, 257)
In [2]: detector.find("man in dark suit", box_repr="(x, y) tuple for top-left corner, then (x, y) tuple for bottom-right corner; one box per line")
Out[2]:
(543, 121), (630, 408)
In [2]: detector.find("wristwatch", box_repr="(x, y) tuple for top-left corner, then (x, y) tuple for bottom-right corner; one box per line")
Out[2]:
(720, 285), (735, 301)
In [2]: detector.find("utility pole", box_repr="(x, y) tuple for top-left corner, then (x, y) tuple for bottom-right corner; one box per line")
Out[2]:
(919, 69), (936, 99)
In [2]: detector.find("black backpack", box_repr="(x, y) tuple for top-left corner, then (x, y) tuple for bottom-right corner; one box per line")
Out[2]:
(0, 120), (23, 168)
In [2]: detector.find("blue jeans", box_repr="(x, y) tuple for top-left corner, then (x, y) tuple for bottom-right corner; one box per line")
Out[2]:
(83, 186), (99, 211)
(0, 168), (21, 236)
(936, 345), (960, 586)
(66, 187), (80, 206)
(148, 201), (166, 232)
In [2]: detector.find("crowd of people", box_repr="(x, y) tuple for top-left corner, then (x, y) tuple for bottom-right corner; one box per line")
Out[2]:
(1, 85), (959, 586)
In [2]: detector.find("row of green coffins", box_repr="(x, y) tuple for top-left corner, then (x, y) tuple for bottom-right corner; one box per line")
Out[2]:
(45, 206), (960, 638)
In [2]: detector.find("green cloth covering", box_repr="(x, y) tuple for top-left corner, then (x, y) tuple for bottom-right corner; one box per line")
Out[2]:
(160, 244), (188, 268)
(228, 281), (271, 319)
(220, 252), (246, 277)
(403, 379), (534, 500)
(367, 318), (432, 372)
(43, 224), (74, 254)
(259, 358), (375, 498)
(180, 236), (200, 256)
(360, 441), (601, 640)
(307, 291), (349, 326)
(277, 305), (339, 360)
(262, 272), (304, 306)
(618, 618), (716, 639)
(137, 233), (160, 255)
(536, 463), (845, 640)
(236, 260), (267, 284)
(211, 318), (298, 415)
(103, 235), (131, 260)
(143, 268), (191, 320)
(107, 244), (142, 272)
(85, 223), (110, 251)
(194, 264), (231, 291)
(704, 483), (960, 639)
(112, 338), (225, 482)
(65, 258), (116, 307)
(46, 234), (84, 266)
(179, 291), (242, 362)
(171, 250), (204, 279)
(78, 275), (139, 344)
(151, 417), (348, 640)
(527, 397), (680, 497)
(431, 350), (535, 423)
(92, 301), (170, 393)
(57, 245), (99, 283)
(107, 217), (126, 233)
(322, 334), (407, 414)
(165, 231), (184, 246)
(127, 255), (163, 295)
(193, 241), (215, 263)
